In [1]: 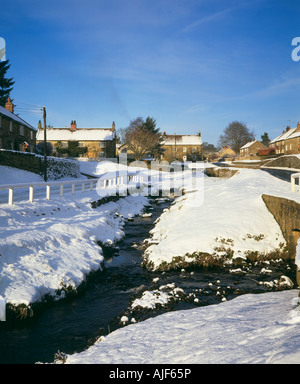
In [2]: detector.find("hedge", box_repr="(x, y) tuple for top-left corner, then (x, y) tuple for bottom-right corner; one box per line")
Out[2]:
(0, 149), (81, 180)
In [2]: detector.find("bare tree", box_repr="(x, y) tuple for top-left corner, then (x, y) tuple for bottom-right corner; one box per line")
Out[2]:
(218, 121), (254, 153)
(124, 117), (162, 160)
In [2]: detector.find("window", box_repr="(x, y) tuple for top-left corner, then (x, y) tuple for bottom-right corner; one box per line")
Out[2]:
(61, 142), (68, 148)
(0, 116), (2, 128)
(98, 151), (106, 158)
(9, 121), (12, 132)
(290, 144), (293, 150)
(78, 142), (84, 147)
(98, 142), (106, 148)
(30, 131), (34, 140)
(20, 126), (24, 136)
(183, 147), (187, 153)
(192, 147), (197, 153)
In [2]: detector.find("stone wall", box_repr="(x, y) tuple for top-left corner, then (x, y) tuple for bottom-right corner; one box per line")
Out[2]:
(262, 194), (300, 259)
(204, 167), (239, 178)
(263, 155), (300, 170)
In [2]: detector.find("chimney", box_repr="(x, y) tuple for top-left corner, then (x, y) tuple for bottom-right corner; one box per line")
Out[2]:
(297, 122), (300, 130)
(286, 126), (290, 132)
(198, 131), (201, 136)
(38, 120), (42, 130)
(112, 121), (115, 131)
(70, 120), (77, 131)
(163, 131), (166, 136)
(5, 98), (13, 113)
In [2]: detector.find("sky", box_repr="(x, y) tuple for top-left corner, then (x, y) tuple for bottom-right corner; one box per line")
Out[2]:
(1, 0), (300, 146)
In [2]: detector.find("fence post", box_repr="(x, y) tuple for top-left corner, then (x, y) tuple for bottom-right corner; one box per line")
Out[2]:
(46, 185), (50, 200)
(8, 188), (13, 205)
(29, 186), (34, 203)
(291, 176), (295, 192)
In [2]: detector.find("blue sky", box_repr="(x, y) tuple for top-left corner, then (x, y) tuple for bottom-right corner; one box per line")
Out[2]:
(1, 0), (300, 146)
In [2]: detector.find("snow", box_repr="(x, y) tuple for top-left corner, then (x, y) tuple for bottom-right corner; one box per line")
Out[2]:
(0, 164), (149, 306)
(143, 168), (298, 270)
(240, 140), (259, 149)
(162, 135), (202, 146)
(36, 128), (115, 142)
(0, 165), (44, 185)
(2, 162), (300, 364)
(65, 289), (300, 364)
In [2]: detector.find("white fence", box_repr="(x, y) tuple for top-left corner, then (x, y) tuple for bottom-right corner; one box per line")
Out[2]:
(0, 171), (148, 205)
(291, 173), (300, 192)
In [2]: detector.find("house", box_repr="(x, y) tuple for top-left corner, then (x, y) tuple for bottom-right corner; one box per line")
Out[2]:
(0, 98), (36, 152)
(36, 120), (116, 158)
(269, 123), (300, 155)
(116, 142), (135, 161)
(216, 146), (235, 160)
(239, 140), (266, 159)
(161, 132), (203, 162)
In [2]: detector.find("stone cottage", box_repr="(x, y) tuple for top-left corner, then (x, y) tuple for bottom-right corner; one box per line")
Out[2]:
(36, 120), (116, 159)
(161, 132), (203, 162)
(239, 140), (267, 160)
(269, 123), (300, 155)
(0, 98), (36, 153)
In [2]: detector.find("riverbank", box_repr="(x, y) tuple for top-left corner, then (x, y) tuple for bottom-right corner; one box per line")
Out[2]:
(0, 161), (198, 319)
(142, 168), (300, 271)
(0, 186), (149, 318)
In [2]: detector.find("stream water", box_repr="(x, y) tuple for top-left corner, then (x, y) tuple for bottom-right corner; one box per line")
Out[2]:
(0, 198), (297, 364)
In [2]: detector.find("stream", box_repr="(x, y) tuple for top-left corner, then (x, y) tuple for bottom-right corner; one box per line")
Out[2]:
(0, 197), (297, 364)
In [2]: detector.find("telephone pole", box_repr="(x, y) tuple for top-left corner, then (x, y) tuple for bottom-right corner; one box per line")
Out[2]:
(43, 106), (47, 182)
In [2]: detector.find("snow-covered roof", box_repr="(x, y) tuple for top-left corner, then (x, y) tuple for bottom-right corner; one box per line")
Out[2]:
(162, 134), (202, 146)
(240, 140), (259, 149)
(0, 105), (36, 131)
(36, 128), (115, 142)
(270, 127), (298, 144)
(286, 130), (300, 140)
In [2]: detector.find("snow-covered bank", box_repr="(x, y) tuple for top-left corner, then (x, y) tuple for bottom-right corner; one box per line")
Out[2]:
(65, 289), (300, 364)
(143, 168), (297, 270)
(0, 189), (148, 308)
(0, 161), (202, 309)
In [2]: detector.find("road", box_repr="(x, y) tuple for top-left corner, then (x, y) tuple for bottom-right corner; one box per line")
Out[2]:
(260, 168), (298, 183)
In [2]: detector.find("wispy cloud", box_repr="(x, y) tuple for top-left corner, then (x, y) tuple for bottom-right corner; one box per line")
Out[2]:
(181, 8), (234, 33)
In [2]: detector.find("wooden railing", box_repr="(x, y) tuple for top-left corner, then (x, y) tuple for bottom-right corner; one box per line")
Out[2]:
(0, 171), (148, 205)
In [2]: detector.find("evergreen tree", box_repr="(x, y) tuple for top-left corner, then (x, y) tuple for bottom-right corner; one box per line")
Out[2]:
(0, 60), (14, 107)
(261, 132), (270, 147)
